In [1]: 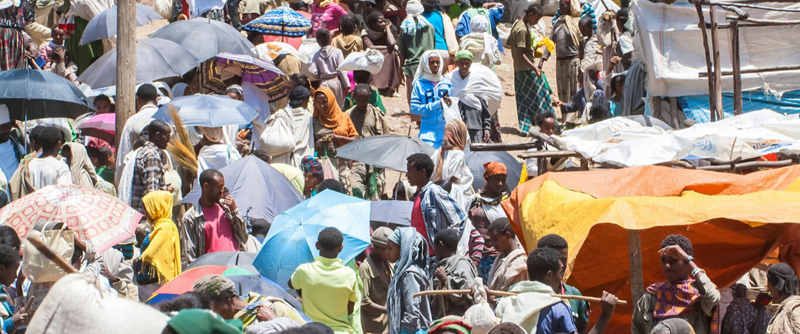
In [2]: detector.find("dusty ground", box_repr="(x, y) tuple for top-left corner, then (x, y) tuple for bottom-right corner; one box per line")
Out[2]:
(379, 22), (560, 195)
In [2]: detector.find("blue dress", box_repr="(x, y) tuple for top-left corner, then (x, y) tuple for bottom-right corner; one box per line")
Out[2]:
(410, 79), (452, 149)
(422, 11), (448, 51)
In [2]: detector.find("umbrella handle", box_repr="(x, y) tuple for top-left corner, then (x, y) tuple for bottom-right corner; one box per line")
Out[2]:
(26, 235), (78, 274)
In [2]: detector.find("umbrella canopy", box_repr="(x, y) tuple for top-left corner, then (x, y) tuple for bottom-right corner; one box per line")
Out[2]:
(0, 69), (94, 121)
(503, 165), (800, 333)
(209, 53), (289, 105)
(464, 149), (523, 191)
(253, 190), (371, 289)
(182, 156), (304, 226)
(0, 184), (142, 253)
(77, 38), (199, 89)
(80, 4), (162, 45)
(77, 112), (115, 144)
(184, 251), (257, 270)
(146, 265), (254, 304)
(153, 94), (259, 127)
(227, 274), (304, 313)
(370, 200), (412, 226)
(336, 135), (436, 172)
(149, 18), (256, 62)
(243, 6), (311, 37)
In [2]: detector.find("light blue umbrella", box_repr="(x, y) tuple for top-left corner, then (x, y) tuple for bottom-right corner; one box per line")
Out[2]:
(149, 18), (256, 61)
(252, 190), (371, 289)
(153, 94), (259, 127)
(181, 156), (304, 226)
(79, 4), (163, 45)
(243, 6), (311, 37)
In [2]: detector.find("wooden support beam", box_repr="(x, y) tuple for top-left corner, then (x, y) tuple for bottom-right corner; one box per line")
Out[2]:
(694, 3), (717, 122)
(730, 20), (742, 115)
(696, 159), (794, 171)
(115, 0), (136, 186)
(517, 150), (581, 159)
(709, 6), (724, 120)
(470, 142), (541, 152)
(699, 64), (800, 77)
(628, 230), (645, 304)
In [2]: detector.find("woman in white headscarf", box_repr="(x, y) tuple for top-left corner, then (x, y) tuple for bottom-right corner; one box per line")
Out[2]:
(195, 126), (241, 173)
(458, 15), (501, 69)
(409, 50), (453, 149)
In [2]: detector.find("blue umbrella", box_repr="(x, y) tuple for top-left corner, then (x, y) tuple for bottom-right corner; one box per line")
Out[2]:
(153, 94), (259, 127)
(80, 4), (163, 45)
(182, 156), (304, 226)
(77, 38), (199, 88)
(0, 69), (93, 121)
(253, 190), (371, 289)
(149, 18), (256, 61)
(243, 6), (311, 37)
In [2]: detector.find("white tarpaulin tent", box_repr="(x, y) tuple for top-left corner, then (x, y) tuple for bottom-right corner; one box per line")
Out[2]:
(555, 110), (800, 166)
(633, 0), (800, 97)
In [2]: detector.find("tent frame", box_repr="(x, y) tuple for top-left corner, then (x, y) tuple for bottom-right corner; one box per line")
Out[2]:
(690, 0), (800, 118)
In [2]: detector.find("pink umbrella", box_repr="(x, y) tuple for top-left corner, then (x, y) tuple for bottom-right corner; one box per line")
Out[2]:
(77, 113), (115, 144)
(0, 184), (143, 253)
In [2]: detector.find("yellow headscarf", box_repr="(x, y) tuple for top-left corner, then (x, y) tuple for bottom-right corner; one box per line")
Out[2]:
(141, 191), (182, 283)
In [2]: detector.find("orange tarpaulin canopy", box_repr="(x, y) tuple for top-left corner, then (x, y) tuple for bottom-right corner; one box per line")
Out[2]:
(501, 165), (800, 332)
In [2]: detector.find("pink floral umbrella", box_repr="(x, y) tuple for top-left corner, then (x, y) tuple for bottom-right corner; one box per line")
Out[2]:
(0, 185), (143, 253)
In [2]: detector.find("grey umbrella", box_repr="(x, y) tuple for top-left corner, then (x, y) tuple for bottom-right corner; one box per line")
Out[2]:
(370, 200), (412, 226)
(336, 135), (436, 172)
(79, 4), (163, 45)
(77, 38), (199, 89)
(464, 148), (523, 191)
(149, 18), (256, 62)
(0, 69), (93, 121)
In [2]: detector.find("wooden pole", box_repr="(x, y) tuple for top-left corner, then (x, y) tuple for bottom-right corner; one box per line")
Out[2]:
(709, 5), (724, 120)
(729, 20), (743, 115)
(628, 230), (645, 304)
(694, 3), (717, 122)
(115, 0), (136, 185)
(26, 236), (78, 274)
(412, 290), (628, 304)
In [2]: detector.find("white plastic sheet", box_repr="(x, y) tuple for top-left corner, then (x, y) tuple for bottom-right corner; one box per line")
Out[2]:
(556, 110), (800, 166)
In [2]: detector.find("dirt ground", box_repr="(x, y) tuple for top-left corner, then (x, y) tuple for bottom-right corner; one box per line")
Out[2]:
(379, 21), (560, 196)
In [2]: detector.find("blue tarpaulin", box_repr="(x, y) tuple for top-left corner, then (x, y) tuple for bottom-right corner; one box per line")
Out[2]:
(679, 90), (800, 123)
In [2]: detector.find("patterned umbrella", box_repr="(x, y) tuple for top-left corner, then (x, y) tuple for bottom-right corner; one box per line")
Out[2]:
(208, 53), (290, 105)
(0, 185), (142, 253)
(243, 6), (311, 37)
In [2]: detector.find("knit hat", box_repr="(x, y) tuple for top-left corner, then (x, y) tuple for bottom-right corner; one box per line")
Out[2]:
(371, 227), (394, 247)
(429, 315), (472, 334)
(192, 275), (237, 301)
(483, 162), (507, 178)
(455, 50), (474, 61)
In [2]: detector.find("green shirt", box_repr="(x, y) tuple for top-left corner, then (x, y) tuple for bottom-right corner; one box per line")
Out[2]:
(343, 88), (386, 115)
(563, 283), (590, 333)
(291, 256), (361, 334)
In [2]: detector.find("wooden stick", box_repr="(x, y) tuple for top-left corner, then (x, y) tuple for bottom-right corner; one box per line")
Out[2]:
(413, 289), (627, 304)
(709, 5), (724, 120)
(26, 235), (78, 274)
(693, 2), (717, 122)
(730, 19), (742, 115)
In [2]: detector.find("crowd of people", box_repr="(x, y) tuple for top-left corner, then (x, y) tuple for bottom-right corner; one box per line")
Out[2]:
(0, 0), (797, 333)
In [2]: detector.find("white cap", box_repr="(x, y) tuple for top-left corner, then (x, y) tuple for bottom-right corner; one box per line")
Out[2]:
(0, 104), (10, 124)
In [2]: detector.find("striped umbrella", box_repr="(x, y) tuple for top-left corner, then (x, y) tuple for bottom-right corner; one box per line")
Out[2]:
(243, 6), (311, 37)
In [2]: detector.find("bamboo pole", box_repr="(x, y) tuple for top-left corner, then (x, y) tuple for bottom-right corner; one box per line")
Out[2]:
(694, 2), (717, 122)
(709, 5), (724, 120)
(730, 20), (742, 115)
(115, 0), (136, 186)
(412, 290), (628, 304)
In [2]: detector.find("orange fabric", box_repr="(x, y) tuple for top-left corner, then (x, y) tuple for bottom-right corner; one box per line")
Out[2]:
(483, 161), (507, 178)
(500, 165), (800, 333)
(313, 86), (358, 146)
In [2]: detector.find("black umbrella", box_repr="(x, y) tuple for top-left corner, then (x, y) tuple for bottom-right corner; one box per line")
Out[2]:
(184, 251), (258, 272)
(149, 18), (256, 62)
(465, 149), (523, 191)
(0, 69), (94, 121)
(336, 135), (436, 172)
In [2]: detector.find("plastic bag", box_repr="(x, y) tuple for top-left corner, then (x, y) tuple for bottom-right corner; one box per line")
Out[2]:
(254, 111), (294, 157)
(22, 223), (75, 283)
(463, 278), (500, 334)
(338, 49), (385, 74)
